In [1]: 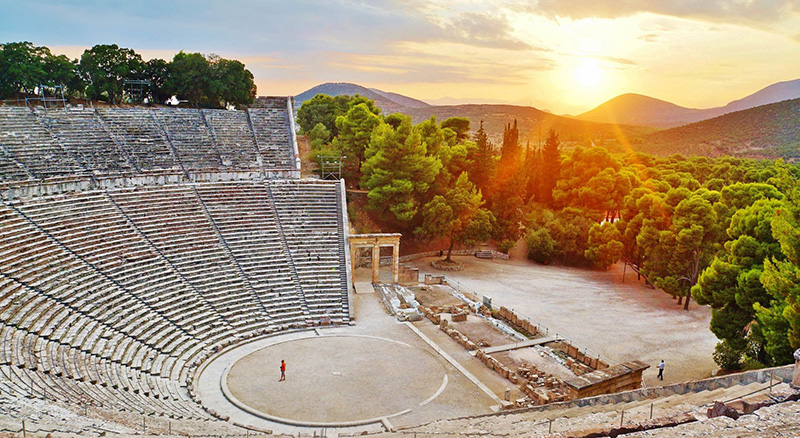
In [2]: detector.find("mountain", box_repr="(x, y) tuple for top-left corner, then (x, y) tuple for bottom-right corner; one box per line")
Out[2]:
(637, 98), (800, 159)
(716, 79), (800, 114)
(402, 104), (656, 145)
(294, 81), (799, 159)
(576, 94), (705, 129)
(294, 82), (429, 114)
(367, 88), (430, 109)
(578, 78), (800, 129)
(295, 82), (655, 143)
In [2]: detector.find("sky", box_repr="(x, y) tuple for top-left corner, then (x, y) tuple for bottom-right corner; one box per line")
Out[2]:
(2, 0), (800, 114)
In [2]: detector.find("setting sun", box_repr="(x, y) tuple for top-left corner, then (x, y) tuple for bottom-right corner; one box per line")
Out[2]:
(574, 58), (604, 89)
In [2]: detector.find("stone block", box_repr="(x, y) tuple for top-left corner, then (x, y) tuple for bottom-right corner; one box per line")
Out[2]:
(568, 345), (579, 357)
(793, 348), (800, 387)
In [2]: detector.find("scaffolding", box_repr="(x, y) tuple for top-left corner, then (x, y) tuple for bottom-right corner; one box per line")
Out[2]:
(123, 79), (151, 104)
(32, 84), (68, 112)
(0, 83), (68, 111)
(318, 155), (343, 180)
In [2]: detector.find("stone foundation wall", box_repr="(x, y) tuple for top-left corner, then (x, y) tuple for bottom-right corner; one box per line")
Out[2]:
(564, 361), (650, 399)
(423, 274), (446, 285)
(421, 304), (571, 406)
(496, 306), (540, 337)
(398, 264), (419, 285)
(398, 249), (511, 263)
(496, 306), (609, 371)
(0, 169), (299, 199)
(550, 341), (603, 376)
(497, 364), (795, 417)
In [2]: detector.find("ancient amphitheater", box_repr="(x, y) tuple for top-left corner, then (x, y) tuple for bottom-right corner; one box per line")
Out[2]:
(0, 98), (797, 438)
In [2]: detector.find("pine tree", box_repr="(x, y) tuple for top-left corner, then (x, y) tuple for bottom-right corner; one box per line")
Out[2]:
(523, 141), (541, 202)
(470, 121), (496, 196)
(499, 119), (521, 167)
(538, 129), (561, 206)
(360, 116), (442, 225)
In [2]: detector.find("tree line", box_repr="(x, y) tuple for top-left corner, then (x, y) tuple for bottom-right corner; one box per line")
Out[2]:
(0, 41), (256, 108)
(298, 93), (800, 371)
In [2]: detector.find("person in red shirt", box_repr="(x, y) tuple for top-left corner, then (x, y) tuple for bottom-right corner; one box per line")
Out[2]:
(279, 360), (286, 381)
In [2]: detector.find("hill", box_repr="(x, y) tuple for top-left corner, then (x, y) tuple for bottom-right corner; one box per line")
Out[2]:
(637, 98), (800, 159)
(294, 82), (429, 115)
(578, 78), (800, 129)
(576, 94), (705, 129)
(296, 83), (655, 146)
(402, 104), (657, 146)
(717, 78), (800, 114)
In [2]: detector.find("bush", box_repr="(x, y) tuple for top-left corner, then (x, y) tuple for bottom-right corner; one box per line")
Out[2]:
(713, 340), (743, 371)
(308, 122), (330, 143)
(526, 228), (555, 264)
(496, 239), (516, 254)
(584, 222), (624, 269)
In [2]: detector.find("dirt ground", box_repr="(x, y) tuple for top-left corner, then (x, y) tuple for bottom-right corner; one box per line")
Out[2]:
(226, 335), (447, 423)
(203, 288), (500, 433)
(411, 284), (464, 308)
(408, 255), (718, 387)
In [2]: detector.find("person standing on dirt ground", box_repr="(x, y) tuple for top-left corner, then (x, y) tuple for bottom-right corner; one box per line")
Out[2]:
(279, 360), (286, 381)
(657, 360), (665, 380)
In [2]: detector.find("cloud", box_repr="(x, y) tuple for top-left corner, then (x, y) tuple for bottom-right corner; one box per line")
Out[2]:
(318, 48), (551, 85)
(638, 33), (660, 42)
(440, 12), (533, 50)
(523, 0), (800, 25)
(594, 55), (637, 65)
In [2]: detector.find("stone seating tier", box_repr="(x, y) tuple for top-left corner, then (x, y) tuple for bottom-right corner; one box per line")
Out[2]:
(0, 103), (296, 182)
(0, 180), (348, 425)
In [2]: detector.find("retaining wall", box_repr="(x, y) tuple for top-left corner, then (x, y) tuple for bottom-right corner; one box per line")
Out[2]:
(499, 364), (794, 416)
(0, 169), (300, 199)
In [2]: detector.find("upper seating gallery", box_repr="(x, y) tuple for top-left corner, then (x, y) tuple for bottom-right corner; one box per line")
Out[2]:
(0, 97), (296, 182)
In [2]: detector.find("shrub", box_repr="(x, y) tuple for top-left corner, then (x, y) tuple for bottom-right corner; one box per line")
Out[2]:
(526, 228), (555, 264)
(497, 239), (516, 254)
(713, 340), (743, 371)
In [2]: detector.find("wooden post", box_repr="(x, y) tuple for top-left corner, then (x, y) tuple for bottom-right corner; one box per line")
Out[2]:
(650, 402), (654, 419)
(620, 410), (625, 427)
(22, 419), (26, 438)
(548, 418), (553, 433)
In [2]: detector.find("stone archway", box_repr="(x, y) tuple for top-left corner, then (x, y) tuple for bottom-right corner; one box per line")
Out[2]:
(349, 233), (401, 284)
